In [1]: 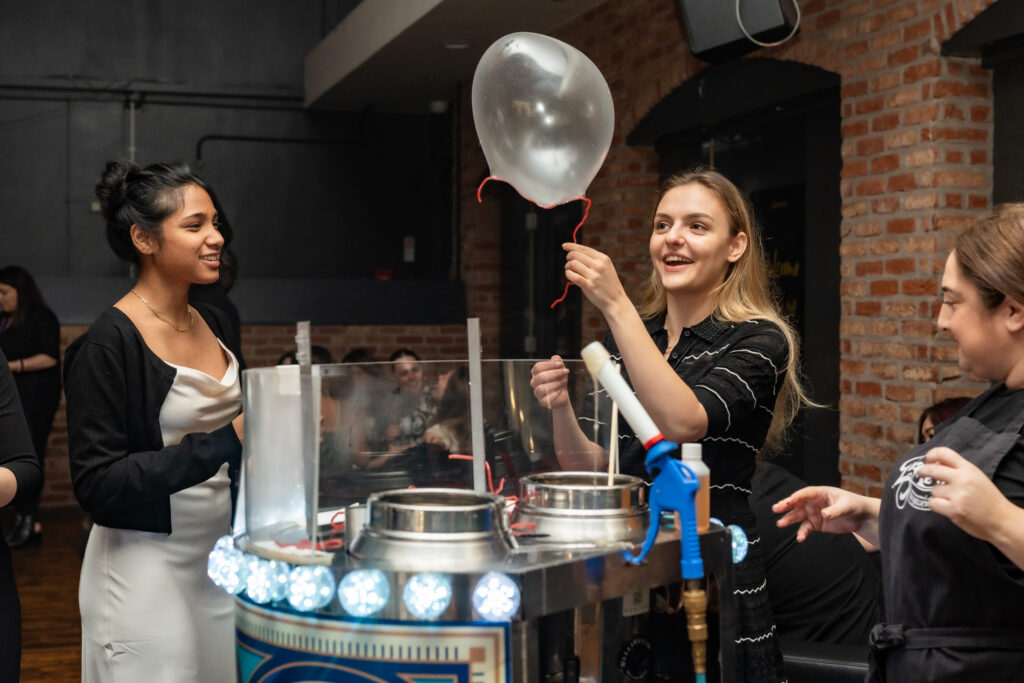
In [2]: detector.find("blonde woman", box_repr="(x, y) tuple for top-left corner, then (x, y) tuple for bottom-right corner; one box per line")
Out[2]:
(532, 167), (809, 682)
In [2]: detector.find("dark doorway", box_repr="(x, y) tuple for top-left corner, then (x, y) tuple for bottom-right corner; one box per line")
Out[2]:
(498, 185), (584, 360)
(629, 59), (842, 484)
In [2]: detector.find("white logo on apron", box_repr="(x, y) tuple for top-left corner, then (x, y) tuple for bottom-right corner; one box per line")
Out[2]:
(891, 455), (936, 511)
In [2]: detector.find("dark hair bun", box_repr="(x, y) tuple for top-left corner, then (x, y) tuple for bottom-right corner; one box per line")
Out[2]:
(94, 159), (214, 264)
(95, 160), (138, 223)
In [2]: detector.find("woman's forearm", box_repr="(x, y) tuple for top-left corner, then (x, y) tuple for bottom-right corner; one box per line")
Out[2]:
(854, 496), (882, 548)
(989, 500), (1024, 572)
(8, 352), (57, 374)
(0, 467), (17, 508)
(550, 403), (606, 471)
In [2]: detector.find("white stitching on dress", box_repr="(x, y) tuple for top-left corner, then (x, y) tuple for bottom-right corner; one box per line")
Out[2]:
(695, 384), (731, 431)
(735, 624), (777, 644)
(681, 344), (729, 363)
(733, 347), (780, 375)
(714, 366), (757, 404)
(704, 436), (758, 454)
(734, 579), (767, 595)
(710, 482), (753, 494)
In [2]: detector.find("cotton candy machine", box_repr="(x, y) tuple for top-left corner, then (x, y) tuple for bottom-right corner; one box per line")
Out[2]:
(348, 488), (515, 571)
(214, 344), (740, 682)
(514, 472), (648, 546)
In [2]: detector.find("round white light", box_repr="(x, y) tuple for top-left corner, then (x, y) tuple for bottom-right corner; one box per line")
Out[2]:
(728, 524), (749, 564)
(287, 565), (336, 612)
(244, 557), (290, 604)
(207, 535), (248, 594)
(338, 569), (390, 617)
(472, 572), (520, 622)
(402, 572), (452, 620)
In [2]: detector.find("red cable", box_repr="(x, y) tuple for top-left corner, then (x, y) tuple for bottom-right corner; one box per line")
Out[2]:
(476, 176), (593, 309)
(549, 197), (591, 308)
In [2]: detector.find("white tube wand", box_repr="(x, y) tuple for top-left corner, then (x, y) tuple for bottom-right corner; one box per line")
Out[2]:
(581, 342), (663, 450)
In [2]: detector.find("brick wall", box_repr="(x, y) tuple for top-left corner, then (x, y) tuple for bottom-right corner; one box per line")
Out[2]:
(459, 0), (1000, 495)
(41, 0), (1002, 509)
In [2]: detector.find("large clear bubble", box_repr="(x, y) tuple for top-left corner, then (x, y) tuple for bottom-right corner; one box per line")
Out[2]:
(472, 32), (614, 208)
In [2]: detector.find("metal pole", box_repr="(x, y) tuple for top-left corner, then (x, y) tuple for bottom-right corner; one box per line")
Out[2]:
(467, 318), (487, 492)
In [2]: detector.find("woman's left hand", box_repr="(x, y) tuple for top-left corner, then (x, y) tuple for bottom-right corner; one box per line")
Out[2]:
(563, 243), (629, 315)
(917, 447), (1010, 542)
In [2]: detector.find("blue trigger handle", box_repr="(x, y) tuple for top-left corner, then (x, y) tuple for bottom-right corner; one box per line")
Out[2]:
(622, 439), (704, 580)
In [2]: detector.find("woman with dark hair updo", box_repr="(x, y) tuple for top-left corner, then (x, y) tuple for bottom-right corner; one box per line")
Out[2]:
(0, 265), (61, 549)
(776, 204), (1024, 681)
(64, 160), (245, 682)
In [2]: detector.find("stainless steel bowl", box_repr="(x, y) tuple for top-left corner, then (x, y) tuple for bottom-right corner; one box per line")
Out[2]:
(513, 472), (648, 546)
(347, 488), (514, 570)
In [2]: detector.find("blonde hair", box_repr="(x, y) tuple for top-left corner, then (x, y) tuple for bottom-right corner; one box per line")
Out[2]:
(955, 203), (1024, 310)
(636, 166), (813, 454)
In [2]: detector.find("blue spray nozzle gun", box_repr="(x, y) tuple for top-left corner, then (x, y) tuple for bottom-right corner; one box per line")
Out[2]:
(580, 343), (704, 580)
(629, 439), (704, 579)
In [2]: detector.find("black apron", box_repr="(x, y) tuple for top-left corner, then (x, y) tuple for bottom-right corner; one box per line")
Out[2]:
(870, 384), (1024, 681)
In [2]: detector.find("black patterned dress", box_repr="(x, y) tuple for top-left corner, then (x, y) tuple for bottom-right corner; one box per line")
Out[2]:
(599, 314), (788, 683)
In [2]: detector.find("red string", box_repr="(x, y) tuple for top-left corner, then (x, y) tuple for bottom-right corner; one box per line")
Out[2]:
(476, 176), (593, 310)
(330, 510), (345, 530)
(477, 176), (498, 203)
(446, 456), (501, 493)
(510, 521), (537, 535)
(549, 197), (591, 308)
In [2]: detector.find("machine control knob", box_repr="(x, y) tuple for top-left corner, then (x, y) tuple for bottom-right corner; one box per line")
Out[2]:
(618, 636), (653, 681)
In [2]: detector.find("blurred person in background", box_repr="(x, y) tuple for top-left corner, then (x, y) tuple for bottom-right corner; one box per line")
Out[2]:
(0, 348), (43, 682)
(0, 265), (61, 549)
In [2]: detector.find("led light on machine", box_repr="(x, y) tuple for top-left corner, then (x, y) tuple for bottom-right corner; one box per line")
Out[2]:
(729, 524), (748, 563)
(207, 535), (248, 594)
(710, 517), (749, 564)
(472, 572), (521, 622)
(402, 572), (453, 620)
(244, 556), (290, 604)
(287, 565), (336, 612)
(338, 569), (390, 617)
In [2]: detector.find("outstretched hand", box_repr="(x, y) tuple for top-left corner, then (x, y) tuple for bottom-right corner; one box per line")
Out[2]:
(772, 485), (877, 543)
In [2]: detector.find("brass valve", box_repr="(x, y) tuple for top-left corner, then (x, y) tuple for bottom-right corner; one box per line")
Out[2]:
(683, 579), (708, 674)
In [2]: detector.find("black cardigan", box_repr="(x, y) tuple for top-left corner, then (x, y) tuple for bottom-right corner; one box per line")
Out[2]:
(64, 302), (242, 533)
(0, 348), (41, 509)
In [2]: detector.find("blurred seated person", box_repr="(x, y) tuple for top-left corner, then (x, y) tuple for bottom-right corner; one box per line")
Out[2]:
(276, 345), (333, 366)
(919, 396), (972, 443)
(377, 349), (446, 452)
(750, 461), (883, 645)
(423, 367), (470, 455)
(326, 348), (388, 471)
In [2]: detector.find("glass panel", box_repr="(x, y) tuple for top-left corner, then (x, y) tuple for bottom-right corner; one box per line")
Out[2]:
(240, 359), (620, 558)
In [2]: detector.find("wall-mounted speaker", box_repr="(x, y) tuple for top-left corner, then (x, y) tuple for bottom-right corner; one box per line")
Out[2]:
(679, 0), (799, 63)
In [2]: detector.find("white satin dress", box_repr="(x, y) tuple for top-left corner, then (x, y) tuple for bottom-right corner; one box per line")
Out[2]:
(80, 342), (241, 683)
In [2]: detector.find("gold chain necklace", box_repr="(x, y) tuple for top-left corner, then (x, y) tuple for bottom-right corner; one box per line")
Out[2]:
(129, 289), (194, 333)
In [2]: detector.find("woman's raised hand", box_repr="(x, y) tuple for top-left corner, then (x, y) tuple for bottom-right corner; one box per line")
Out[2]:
(530, 356), (571, 410)
(772, 486), (877, 542)
(563, 243), (629, 315)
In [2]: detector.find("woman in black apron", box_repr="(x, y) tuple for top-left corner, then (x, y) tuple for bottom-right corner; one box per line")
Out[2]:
(774, 203), (1024, 681)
